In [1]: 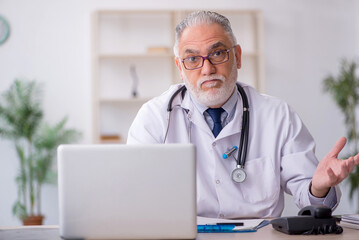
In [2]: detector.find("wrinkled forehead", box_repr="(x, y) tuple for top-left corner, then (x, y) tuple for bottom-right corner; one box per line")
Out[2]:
(177, 23), (233, 55)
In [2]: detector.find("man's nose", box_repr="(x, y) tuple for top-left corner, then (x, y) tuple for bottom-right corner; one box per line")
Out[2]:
(201, 58), (216, 75)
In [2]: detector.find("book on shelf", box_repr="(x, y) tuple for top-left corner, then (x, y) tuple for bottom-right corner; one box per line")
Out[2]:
(100, 134), (121, 143)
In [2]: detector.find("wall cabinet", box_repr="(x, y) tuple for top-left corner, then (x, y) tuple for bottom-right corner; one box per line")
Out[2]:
(92, 10), (264, 143)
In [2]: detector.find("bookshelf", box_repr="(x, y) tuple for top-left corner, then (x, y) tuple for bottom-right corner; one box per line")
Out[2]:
(92, 10), (264, 143)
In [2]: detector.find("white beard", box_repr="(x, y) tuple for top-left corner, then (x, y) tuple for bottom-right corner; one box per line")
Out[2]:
(182, 64), (238, 107)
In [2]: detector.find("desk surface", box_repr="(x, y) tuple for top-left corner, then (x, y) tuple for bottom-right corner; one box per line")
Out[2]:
(0, 225), (358, 240)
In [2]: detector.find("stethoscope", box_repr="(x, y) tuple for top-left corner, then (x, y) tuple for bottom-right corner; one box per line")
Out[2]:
(164, 83), (250, 183)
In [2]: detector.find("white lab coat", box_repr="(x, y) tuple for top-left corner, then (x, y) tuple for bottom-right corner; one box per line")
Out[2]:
(127, 83), (341, 219)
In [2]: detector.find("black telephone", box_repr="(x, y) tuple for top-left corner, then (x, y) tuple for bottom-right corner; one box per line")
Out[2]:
(270, 205), (343, 235)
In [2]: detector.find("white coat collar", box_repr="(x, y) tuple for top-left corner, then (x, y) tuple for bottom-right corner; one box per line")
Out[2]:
(179, 84), (245, 140)
(180, 88), (212, 134)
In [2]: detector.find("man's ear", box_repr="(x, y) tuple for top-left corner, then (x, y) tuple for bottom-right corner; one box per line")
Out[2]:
(175, 57), (184, 80)
(234, 45), (242, 69)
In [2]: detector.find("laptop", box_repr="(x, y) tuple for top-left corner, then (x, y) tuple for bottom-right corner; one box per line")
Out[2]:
(57, 144), (197, 239)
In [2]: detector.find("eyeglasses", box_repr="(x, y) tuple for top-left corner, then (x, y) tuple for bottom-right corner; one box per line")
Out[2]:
(181, 47), (234, 70)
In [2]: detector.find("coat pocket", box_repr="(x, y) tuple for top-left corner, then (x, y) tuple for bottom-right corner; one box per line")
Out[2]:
(237, 156), (280, 204)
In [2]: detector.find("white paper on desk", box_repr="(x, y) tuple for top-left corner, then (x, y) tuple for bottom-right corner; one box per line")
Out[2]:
(197, 216), (264, 230)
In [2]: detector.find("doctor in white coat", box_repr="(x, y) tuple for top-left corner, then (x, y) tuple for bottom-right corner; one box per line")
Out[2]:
(127, 11), (359, 219)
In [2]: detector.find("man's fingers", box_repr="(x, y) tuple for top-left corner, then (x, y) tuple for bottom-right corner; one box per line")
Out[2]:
(326, 167), (338, 186)
(327, 137), (347, 158)
(346, 157), (355, 173)
(354, 153), (359, 165)
(339, 161), (349, 179)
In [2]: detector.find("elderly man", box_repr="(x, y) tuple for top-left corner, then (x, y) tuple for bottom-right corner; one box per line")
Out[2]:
(127, 11), (359, 219)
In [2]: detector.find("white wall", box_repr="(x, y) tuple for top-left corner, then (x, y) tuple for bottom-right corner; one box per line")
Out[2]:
(0, 0), (358, 226)
(357, 0), (359, 57)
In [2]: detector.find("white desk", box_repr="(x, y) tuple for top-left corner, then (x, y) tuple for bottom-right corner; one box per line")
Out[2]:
(0, 224), (358, 240)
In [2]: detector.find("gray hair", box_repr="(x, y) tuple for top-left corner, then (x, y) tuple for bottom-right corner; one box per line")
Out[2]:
(173, 11), (237, 57)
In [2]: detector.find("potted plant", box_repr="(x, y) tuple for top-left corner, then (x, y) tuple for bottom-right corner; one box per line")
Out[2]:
(323, 59), (359, 212)
(0, 79), (80, 225)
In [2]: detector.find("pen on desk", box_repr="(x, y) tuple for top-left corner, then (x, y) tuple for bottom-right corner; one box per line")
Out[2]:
(197, 225), (256, 233)
(198, 225), (236, 232)
(215, 222), (244, 226)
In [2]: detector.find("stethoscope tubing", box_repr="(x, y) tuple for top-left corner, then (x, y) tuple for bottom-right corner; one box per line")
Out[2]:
(236, 84), (250, 168)
(165, 83), (249, 170)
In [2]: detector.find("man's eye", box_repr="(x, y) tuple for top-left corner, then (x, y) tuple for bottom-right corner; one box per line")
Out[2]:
(212, 50), (224, 57)
(187, 56), (199, 62)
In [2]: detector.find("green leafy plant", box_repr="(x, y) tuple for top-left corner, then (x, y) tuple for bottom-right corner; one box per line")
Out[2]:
(323, 59), (359, 211)
(0, 79), (81, 222)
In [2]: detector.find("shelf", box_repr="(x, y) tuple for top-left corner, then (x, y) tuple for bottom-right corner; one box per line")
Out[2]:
(99, 98), (151, 104)
(99, 53), (174, 59)
(98, 57), (174, 100)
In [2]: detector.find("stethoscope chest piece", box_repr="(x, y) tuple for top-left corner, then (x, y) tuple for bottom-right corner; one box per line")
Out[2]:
(232, 167), (246, 183)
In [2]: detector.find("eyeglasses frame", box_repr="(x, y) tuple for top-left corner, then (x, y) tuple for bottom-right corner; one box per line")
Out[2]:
(180, 46), (235, 70)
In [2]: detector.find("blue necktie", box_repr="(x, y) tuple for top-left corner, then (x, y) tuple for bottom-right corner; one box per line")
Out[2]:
(206, 108), (224, 137)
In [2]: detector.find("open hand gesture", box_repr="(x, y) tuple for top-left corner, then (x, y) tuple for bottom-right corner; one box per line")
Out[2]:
(311, 137), (359, 197)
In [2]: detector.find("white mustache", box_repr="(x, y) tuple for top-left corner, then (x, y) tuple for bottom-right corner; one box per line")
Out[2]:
(197, 75), (226, 88)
